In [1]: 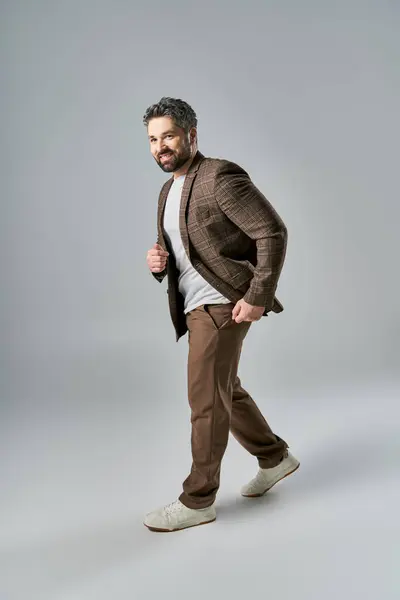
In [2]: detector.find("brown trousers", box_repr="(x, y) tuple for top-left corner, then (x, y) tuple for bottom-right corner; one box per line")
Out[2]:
(179, 303), (288, 509)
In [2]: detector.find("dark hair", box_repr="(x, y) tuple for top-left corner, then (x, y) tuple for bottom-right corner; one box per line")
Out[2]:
(143, 97), (197, 133)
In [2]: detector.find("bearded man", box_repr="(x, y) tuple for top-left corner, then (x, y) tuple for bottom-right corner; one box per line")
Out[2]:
(143, 97), (299, 532)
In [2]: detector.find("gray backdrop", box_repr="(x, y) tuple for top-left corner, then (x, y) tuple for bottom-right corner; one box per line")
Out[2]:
(1, 1), (399, 599)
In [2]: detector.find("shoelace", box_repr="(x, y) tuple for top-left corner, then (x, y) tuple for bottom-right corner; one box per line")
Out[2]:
(164, 501), (181, 516)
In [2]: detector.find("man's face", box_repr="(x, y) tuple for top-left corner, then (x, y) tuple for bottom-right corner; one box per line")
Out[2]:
(147, 116), (195, 173)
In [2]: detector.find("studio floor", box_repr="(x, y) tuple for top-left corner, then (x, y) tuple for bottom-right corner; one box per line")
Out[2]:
(1, 363), (398, 600)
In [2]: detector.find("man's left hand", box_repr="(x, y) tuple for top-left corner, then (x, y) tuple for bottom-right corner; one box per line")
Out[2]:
(232, 299), (264, 323)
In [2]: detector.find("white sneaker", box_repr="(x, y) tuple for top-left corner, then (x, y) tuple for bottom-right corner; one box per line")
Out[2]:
(143, 499), (216, 532)
(241, 451), (300, 497)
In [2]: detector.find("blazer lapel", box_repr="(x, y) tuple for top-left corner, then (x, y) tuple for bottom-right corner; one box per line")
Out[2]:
(156, 178), (173, 251)
(157, 150), (205, 258)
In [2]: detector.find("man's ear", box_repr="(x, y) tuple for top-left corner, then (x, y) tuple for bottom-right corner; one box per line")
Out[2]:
(190, 127), (197, 144)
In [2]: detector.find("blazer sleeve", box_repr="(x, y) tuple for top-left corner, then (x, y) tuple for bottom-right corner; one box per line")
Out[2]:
(214, 161), (288, 311)
(151, 269), (167, 283)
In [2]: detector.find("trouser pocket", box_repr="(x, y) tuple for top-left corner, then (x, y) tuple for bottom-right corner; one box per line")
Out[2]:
(203, 303), (235, 330)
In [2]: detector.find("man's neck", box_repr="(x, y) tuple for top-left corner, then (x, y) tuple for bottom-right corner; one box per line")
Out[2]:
(173, 150), (197, 179)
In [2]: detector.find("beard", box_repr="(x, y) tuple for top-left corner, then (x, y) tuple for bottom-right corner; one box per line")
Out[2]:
(156, 139), (192, 173)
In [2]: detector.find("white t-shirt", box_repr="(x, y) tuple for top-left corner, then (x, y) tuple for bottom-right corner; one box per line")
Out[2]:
(163, 174), (231, 314)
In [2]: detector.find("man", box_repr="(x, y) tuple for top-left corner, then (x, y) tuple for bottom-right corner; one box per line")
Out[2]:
(143, 97), (299, 532)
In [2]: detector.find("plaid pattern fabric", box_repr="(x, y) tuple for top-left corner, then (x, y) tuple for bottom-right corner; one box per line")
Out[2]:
(152, 151), (287, 341)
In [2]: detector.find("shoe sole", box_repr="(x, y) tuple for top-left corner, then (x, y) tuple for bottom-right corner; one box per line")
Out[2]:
(241, 462), (300, 497)
(144, 516), (216, 533)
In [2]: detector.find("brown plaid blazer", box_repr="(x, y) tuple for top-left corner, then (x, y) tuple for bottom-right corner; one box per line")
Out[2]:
(152, 150), (287, 341)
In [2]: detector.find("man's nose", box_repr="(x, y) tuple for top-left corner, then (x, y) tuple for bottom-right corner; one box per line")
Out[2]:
(156, 143), (168, 155)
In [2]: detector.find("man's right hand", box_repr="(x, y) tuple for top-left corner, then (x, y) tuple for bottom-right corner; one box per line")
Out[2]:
(147, 243), (169, 273)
